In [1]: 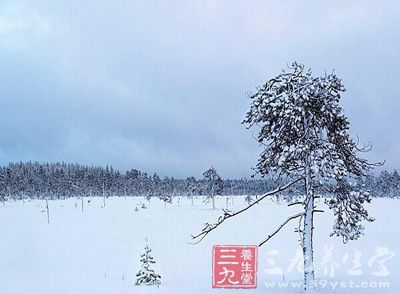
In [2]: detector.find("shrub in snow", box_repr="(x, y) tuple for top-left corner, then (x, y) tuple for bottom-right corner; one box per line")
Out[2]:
(135, 245), (161, 287)
(244, 195), (253, 204)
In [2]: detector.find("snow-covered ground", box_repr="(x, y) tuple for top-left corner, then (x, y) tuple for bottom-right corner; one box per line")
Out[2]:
(0, 196), (398, 293)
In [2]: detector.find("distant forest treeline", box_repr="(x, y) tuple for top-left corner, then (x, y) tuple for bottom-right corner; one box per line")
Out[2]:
(0, 162), (398, 200)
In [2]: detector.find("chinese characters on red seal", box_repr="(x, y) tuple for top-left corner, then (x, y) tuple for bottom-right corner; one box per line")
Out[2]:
(212, 245), (258, 288)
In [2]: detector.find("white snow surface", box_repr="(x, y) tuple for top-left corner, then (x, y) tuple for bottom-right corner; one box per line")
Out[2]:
(0, 196), (398, 293)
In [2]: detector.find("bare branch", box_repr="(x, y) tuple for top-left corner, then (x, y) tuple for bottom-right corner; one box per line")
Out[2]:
(258, 212), (304, 247)
(288, 201), (303, 207)
(190, 177), (305, 245)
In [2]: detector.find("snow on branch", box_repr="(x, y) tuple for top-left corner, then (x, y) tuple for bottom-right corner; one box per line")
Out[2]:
(326, 180), (375, 244)
(259, 212), (304, 247)
(258, 208), (324, 247)
(190, 177), (304, 245)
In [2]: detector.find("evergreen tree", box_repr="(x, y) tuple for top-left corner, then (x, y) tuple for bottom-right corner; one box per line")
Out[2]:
(159, 194), (172, 208)
(389, 170), (400, 198)
(0, 161), (394, 200)
(242, 62), (378, 289)
(376, 170), (391, 197)
(135, 245), (161, 287)
(203, 166), (224, 209)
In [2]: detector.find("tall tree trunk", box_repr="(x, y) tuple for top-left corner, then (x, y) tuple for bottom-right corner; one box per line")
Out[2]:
(46, 199), (50, 224)
(303, 164), (315, 290)
(7, 186), (11, 197)
(211, 185), (215, 210)
(102, 183), (106, 207)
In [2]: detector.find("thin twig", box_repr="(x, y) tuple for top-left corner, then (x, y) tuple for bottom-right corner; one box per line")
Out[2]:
(259, 212), (304, 247)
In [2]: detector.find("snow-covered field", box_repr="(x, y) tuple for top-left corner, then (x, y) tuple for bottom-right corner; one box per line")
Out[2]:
(0, 196), (398, 293)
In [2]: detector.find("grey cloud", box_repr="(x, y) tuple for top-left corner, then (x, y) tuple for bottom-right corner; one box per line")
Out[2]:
(0, 0), (399, 178)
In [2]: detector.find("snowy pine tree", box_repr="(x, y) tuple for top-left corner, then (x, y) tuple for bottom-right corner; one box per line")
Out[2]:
(376, 170), (391, 197)
(242, 62), (378, 290)
(159, 194), (172, 209)
(203, 167), (224, 209)
(135, 245), (161, 287)
(0, 173), (5, 205)
(1, 161), (392, 200)
(390, 170), (400, 197)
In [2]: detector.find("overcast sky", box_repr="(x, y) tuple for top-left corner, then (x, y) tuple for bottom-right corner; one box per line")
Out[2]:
(0, 1), (399, 178)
